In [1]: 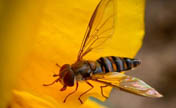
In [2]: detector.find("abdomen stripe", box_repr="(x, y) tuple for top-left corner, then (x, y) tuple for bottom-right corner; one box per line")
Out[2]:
(111, 56), (123, 72)
(97, 57), (110, 73)
(96, 56), (141, 73)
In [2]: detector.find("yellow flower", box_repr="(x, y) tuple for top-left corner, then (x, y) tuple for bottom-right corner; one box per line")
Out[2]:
(0, 0), (145, 108)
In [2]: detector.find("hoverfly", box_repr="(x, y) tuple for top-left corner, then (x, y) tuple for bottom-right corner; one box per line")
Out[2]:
(43, 0), (163, 104)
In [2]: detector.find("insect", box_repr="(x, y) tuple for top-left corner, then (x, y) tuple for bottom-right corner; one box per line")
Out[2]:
(43, 0), (162, 104)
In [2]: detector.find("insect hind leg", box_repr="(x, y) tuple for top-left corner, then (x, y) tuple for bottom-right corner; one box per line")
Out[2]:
(78, 81), (94, 104)
(100, 85), (108, 99)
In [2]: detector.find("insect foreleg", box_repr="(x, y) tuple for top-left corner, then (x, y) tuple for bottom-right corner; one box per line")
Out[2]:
(100, 85), (108, 99)
(78, 81), (94, 104)
(63, 82), (79, 103)
(43, 78), (61, 86)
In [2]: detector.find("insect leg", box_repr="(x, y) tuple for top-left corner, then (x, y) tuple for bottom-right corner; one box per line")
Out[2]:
(43, 78), (61, 86)
(100, 85), (108, 99)
(78, 81), (94, 104)
(63, 82), (79, 103)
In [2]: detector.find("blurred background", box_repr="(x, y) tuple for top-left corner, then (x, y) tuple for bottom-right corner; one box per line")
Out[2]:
(107, 0), (176, 108)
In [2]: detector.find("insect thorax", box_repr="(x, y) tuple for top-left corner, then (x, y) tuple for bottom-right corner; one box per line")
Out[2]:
(71, 61), (93, 80)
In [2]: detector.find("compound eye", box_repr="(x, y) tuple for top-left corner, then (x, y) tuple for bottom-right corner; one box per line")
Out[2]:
(64, 70), (75, 86)
(60, 64), (75, 87)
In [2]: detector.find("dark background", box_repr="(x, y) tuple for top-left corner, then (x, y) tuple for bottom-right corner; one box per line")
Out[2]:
(107, 0), (176, 108)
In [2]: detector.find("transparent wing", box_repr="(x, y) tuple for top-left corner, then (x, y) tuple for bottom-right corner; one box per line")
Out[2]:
(91, 72), (163, 98)
(77, 0), (116, 61)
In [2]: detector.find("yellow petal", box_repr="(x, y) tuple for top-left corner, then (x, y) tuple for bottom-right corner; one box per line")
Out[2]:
(11, 90), (60, 108)
(0, 0), (145, 107)
(10, 90), (106, 108)
(82, 98), (107, 108)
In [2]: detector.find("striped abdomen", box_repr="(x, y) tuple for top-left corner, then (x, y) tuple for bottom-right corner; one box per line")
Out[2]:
(95, 56), (141, 73)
